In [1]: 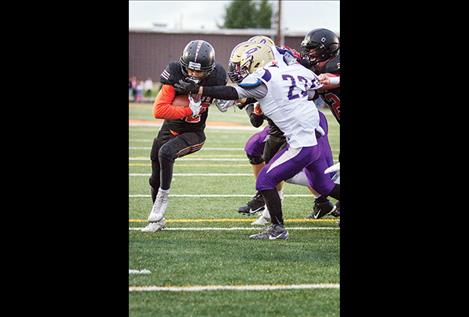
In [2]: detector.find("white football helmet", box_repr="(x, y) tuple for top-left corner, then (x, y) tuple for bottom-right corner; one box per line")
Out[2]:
(228, 42), (274, 83)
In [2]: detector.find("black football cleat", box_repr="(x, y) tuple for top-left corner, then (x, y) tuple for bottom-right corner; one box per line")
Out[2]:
(238, 191), (265, 215)
(306, 198), (337, 219)
(330, 201), (340, 217)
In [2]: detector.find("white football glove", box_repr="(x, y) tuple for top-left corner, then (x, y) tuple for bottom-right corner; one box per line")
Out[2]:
(214, 99), (235, 112)
(188, 94), (202, 116)
(324, 162), (340, 174)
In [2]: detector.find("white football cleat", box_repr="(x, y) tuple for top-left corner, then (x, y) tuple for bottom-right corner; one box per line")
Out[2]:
(251, 206), (271, 226)
(141, 218), (166, 232)
(147, 189), (169, 222)
(251, 215), (270, 226)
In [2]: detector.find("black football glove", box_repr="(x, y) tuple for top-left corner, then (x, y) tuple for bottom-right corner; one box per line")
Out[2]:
(174, 79), (200, 95)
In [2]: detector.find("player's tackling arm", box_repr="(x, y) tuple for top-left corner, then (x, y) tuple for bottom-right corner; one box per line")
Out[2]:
(199, 82), (267, 100)
(174, 70), (268, 100)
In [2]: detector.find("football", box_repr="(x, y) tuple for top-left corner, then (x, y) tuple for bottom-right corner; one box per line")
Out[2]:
(172, 94), (190, 107)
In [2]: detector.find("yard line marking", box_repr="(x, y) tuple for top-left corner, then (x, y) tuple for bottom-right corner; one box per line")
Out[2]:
(129, 173), (252, 177)
(129, 269), (151, 274)
(129, 156), (339, 161)
(129, 163), (250, 167)
(129, 147), (243, 151)
(130, 122), (259, 131)
(129, 284), (340, 292)
(130, 139), (248, 143)
(174, 155), (246, 158)
(129, 227), (338, 231)
(129, 194), (313, 198)
(130, 157), (246, 161)
(129, 218), (337, 223)
(131, 129), (258, 134)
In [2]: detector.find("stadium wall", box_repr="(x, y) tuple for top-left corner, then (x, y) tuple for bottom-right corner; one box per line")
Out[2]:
(129, 29), (305, 81)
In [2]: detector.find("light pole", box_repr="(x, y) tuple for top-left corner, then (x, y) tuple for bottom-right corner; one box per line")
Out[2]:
(275, 0), (284, 46)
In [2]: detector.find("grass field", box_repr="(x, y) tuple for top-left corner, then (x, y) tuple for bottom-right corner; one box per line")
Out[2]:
(129, 102), (340, 316)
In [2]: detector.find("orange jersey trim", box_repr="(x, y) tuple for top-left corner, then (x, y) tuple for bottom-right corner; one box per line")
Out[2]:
(153, 85), (193, 120)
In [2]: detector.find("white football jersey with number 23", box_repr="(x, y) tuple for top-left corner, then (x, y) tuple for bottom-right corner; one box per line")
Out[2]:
(242, 62), (323, 148)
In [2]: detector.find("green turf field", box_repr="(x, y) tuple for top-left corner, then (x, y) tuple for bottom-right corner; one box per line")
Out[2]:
(129, 103), (340, 316)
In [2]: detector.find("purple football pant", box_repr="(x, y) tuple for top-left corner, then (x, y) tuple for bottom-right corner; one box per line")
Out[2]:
(318, 110), (334, 169)
(256, 142), (335, 196)
(283, 111), (335, 190)
(244, 126), (269, 157)
(244, 111), (332, 165)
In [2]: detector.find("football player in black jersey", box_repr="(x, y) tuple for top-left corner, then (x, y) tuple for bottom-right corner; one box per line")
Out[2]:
(300, 28), (341, 219)
(142, 40), (227, 232)
(301, 28), (340, 123)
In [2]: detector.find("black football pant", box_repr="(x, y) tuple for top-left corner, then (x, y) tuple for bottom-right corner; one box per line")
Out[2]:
(263, 135), (286, 164)
(149, 128), (205, 202)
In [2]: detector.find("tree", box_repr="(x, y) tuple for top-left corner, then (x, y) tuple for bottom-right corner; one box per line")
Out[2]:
(256, 0), (272, 29)
(222, 0), (273, 29)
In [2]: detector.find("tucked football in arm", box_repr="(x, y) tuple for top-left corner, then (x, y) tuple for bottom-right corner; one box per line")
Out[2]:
(172, 95), (189, 108)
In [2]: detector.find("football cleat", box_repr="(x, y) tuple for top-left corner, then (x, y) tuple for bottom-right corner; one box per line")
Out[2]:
(330, 201), (340, 217)
(251, 215), (270, 226)
(148, 190), (169, 222)
(141, 218), (166, 232)
(251, 206), (271, 226)
(238, 191), (265, 215)
(249, 224), (288, 240)
(306, 198), (337, 219)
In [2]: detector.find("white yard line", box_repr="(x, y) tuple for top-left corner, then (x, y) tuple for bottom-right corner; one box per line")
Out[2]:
(129, 269), (151, 274)
(129, 283), (339, 292)
(130, 157), (246, 161)
(130, 123), (259, 131)
(129, 218), (337, 223)
(129, 147), (243, 151)
(129, 163), (250, 167)
(129, 227), (339, 231)
(129, 173), (252, 176)
(129, 194), (312, 197)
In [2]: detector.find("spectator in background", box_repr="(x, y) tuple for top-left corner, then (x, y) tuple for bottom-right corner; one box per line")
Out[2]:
(129, 78), (133, 100)
(136, 81), (144, 103)
(131, 76), (137, 102)
(144, 78), (153, 99)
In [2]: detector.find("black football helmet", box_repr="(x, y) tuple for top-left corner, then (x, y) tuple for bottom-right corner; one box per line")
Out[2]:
(300, 28), (339, 65)
(179, 40), (216, 79)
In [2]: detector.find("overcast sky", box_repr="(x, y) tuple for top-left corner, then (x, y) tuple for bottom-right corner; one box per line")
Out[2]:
(129, 0), (340, 33)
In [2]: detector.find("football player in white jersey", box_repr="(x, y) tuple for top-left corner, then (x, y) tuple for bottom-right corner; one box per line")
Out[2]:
(174, 42), (340, 240)
(236, 37), (338, 224)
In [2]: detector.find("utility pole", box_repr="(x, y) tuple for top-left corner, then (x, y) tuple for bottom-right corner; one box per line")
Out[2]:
(275, 0), (284, 46)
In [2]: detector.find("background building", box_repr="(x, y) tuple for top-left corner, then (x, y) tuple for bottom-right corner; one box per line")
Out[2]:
(129, 27), (309, 81)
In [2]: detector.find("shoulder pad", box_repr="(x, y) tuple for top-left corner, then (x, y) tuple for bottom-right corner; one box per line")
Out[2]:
(201, 63), (227, 86)
(239, 70), (263, 88)
(213, 63), (227, 79)
(160, 62), (183, 85)
(324, 55), (340, 74)
(239, 78), (262, 88)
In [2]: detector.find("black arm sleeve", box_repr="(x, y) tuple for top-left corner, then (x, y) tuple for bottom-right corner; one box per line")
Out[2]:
(202, 86), (239, 100)
(245, 104), (264, 128)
